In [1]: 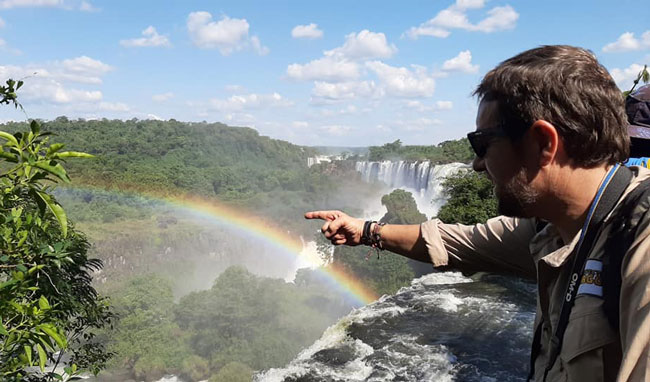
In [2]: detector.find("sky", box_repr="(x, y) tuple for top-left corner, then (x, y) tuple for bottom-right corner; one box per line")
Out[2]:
(0, 0), (648, 147)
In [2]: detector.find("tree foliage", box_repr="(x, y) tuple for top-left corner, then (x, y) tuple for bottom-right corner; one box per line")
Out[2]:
(380, 189), (427, 225)
(101, 266), (349, 380)
(0, 81), (113, 381)
(329, 190), (431, 295)
(368, 138), (473, 163)
(436, 170), (498, 225)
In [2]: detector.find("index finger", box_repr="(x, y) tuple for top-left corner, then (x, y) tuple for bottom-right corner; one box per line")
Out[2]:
(304, 210), (342, 221)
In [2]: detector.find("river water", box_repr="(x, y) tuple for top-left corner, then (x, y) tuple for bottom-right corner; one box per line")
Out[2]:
(256, 271), (536, 382)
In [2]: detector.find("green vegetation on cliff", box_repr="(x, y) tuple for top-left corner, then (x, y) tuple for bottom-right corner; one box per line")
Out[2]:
(325, 189), (427, 296)
(437, 171), (498, 225)
(1, 117), (345, 237)
(368, 138), (473, 163)
(101, 267), (349, 381)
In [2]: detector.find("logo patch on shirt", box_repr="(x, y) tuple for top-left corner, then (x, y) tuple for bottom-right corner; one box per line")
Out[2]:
(577, 259), (603, 297)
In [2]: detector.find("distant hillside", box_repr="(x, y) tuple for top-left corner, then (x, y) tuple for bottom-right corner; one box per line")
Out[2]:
(367, 138), (473, 163)
(310, 146), (369, 157)
(0, 118), (372, 236)
(1, 117), (314, 196)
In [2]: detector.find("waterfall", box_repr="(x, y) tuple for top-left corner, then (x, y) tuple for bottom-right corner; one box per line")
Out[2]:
(355, 161), (469, 218)
(308, 155), (342, 167)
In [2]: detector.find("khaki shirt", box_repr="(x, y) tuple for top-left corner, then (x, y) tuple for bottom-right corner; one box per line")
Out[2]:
(420, 166), (650, 382)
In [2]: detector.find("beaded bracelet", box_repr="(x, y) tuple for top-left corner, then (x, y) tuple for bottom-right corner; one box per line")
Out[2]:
(362, 221), (386, 259)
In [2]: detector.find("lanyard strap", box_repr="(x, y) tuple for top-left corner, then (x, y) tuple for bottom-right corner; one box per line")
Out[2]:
(539, 164), (632, 379)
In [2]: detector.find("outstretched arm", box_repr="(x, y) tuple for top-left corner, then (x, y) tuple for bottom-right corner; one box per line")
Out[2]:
(304, 210), (430, 263)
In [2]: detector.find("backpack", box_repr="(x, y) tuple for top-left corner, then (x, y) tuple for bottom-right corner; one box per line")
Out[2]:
(602, 177), (650, 329)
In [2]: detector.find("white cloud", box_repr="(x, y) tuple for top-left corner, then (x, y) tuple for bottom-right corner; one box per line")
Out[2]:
(147, 113), (163, 120)
(250, 35), (269, 55)
(0, 0), (62, 8)
(152, 92), (174, 102)
(474, 6), (519, 32)
(603, 31), (650, 53)
(442, 50), (479, 73)
(120, 26), (171, 48)
(0, 56), (112, 86)
(456, 0), (484, 9)
(23, 79), (102, 104)
(0, 38), (5, 46)
(0, 17), (5, 28)
(224, 112), (256, 124)
(287, 57), (360, 82)
(292, 121), (309, 128)
(60, 56), (113, 84)
(209, 92), (293, 112)
(292, 23), (323, 39)
(0, 56), (112, 105)
(187, 12), (268, 55)
(366, 61), (436, 97)
(404, 1), (518, 39)
(436, 100), (453, 110)
(311, 80), (381, 102)
(320, 125), (351, 136)
(406, 100), (453, 112)
(98, 101), (129, 112)
(324, 30), (397, 60)
(0, 0), (95, 10)
(611, 63), (647, 89)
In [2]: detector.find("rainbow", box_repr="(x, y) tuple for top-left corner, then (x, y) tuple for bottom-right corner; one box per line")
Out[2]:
(65, 184), (379, 305)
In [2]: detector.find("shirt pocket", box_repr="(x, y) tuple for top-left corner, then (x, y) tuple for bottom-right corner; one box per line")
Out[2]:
(560, 305), (618, 382)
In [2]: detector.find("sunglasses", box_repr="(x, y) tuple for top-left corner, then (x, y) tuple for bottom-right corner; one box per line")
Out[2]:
(467, 127), (508, 158)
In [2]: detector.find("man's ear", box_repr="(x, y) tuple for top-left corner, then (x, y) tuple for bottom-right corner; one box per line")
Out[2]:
(529, 120), (559, 167)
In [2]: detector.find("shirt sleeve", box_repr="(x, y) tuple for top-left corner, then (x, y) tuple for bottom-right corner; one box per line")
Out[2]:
(420, 216), (537, 279)
(618, 210), (650, 382)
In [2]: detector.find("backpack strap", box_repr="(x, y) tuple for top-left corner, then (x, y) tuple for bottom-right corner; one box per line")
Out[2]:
(602, 177), (650, 329)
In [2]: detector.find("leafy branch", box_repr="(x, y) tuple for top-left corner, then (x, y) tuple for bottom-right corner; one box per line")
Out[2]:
(0, 80), (114, 381)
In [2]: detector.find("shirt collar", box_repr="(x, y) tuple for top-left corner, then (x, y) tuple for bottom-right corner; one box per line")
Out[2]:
(529, 222), (581, 267)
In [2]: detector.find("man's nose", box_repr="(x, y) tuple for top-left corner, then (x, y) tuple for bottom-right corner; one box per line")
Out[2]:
(472, 155), (485, 172)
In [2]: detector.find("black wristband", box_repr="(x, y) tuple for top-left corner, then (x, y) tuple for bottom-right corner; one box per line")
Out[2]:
(361, 220), (373, 245)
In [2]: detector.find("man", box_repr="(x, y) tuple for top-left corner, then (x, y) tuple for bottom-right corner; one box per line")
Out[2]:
(305, 46), (650, 382)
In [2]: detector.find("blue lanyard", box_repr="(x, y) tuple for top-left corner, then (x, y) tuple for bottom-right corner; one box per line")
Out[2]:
(574, 163), (620, 255)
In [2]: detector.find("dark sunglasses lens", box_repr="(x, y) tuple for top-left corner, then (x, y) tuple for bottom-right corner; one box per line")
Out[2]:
(468, 133), (487, 157)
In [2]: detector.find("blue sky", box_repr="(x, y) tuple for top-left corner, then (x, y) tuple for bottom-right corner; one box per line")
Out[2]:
(0, 0), (648, 146)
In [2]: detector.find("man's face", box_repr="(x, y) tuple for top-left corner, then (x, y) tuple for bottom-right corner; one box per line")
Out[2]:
(472, 100), (539, 218)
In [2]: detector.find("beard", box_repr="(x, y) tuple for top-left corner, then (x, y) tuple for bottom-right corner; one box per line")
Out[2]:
(494, 167), (540, 218)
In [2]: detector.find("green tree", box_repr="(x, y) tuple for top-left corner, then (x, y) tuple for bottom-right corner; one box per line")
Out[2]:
(0, 85), (113, 381)
(104, 275), (191, 380)
(380, 189), (427, 225)
(209, 361), (253, 382)
(0, 79), (23, 109)
(330, 190), (431, 295)
(436, 170), (498, 225)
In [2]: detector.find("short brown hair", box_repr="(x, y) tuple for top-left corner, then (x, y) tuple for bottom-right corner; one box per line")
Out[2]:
(474, 45), (629, 167)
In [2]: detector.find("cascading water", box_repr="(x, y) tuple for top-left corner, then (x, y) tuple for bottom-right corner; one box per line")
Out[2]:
(256, 272), (536, 382)
(355, 161), (468, 218)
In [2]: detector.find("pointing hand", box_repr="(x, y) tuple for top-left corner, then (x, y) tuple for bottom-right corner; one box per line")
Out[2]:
(304, 210), (364, 246)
